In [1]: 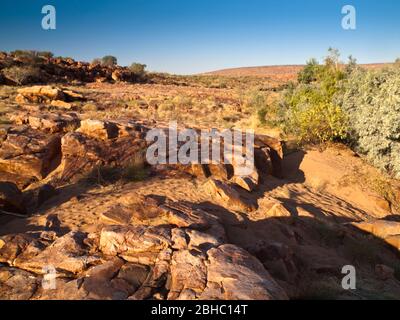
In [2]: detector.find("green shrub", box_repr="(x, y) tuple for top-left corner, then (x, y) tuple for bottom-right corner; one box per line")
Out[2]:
(274, 49), (349, 144)
(101, 55), (117, 67)
(337, 67), (400, 178)
(129, 63), (147, 77)
(2, 66), (42, 85)
(297, 58), (321, 84)
(10, 50), (52, 64)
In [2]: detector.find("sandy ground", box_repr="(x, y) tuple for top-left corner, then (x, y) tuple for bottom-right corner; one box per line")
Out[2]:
(0, 145), (389, 237)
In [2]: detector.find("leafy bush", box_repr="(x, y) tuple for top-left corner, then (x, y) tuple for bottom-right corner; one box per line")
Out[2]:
(2, 66), (42, 85)
(10, 50), (52, 64)
(337, 67), (400, 178)
(297, 58), (321, 84)
(129, 63), (147, 77)
(101, 55), (117, 67)
(276, 50), (349, 144)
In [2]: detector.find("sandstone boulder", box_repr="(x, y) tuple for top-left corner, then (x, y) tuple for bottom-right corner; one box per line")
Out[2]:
(0, 182), (26, 214)
(0, 126), (61, 185)
(99, 225), (171, 265)
(200, 244), (288, 300)
(11, 112), (80, 133)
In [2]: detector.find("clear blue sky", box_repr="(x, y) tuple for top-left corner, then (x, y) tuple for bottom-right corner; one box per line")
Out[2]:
(1, 0), (399, 74)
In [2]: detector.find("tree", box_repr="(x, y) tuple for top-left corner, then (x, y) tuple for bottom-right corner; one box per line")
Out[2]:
(101, 55), (117, 67)
(325, 47), (341, 70)
(129, 63), (147, 76)
(91, 58), (102, 65)
(298, 58), (320, 84)
(345, 55), (357, 74)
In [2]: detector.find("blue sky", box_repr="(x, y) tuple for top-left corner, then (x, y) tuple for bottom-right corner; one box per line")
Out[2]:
(1, 0), (399, 74)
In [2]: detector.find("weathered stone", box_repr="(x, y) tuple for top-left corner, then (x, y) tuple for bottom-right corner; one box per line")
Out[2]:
(168, 250), (207, 300)
(17, 86), (65, 103)
(0, 182), (26, 214)
(22, 184), (57, 212)
(231, 173), (258, 192)
(385, 235), (400, 250)
(11, 112), (80, 133)
(117, 263), (150, 291)
(50, 100), (73, 109)
(99, 225), (171, 264)
(83, 257), (132, 300)
(255, 147), (274, 175)
(375, 264), (394, 280)
(0, 126), (61, 182)
(208, 163), (232, 180)
(0, 234), (35, 265)
(77, 119), (119, 140)
(0, 267), (38, 300)
(200, 244), (288, 300)
(53, 131), (146, 184)
(352, 220), (400, 239)
(101, 204), (133, 225)
(14, 231), (99, 275)
(204, 178), (255, 211)
(186, 229), (222, 251)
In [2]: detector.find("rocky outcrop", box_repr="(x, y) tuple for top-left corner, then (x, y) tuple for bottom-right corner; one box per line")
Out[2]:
(11, 112), (80, 133)
(0, 182), (26, 214)
(352, 219), (400, 250)
(0, 126), (61, 188)
(0, 195), (288, 300)
(15, 86), (84, 107)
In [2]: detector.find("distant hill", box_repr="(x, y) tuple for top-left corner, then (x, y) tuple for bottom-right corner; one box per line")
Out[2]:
(204, 63), (391, 81)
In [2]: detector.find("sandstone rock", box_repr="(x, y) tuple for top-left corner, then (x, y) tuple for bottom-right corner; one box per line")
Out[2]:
(50, 100), (73, 109)
(375, 264), (394, 280)
(112, 70), (124, 82)
(385, 235), (400, 250)
(17, 86), (65, 103)
(0, 234), (36, 265)
(250, 199), (293, 220)
(248, 241), (298, 284)
(200, 244), (288, 300)
(99, 225), (171, 264)
(14, 231), (99, 275)
(0, 181), (26, 214)
(254, 135), (284, 158)
(77, 119), (119, 140)
(208, 163), (232, 180)
(168, 250), (207, 300)
(186, 229), (222, 251)
(16, 86), (84, 105)
(82, 257), (133, 300)
(53, 130), (147, 184)
(11, 112), (80, 133)
(101, 204), (134, 225)
(231, 174), (258, 192)
(22, 184), (57, 211)
(32, 278), (88, 300)
(62, 90), (84, 101)
(254, 135), (284, 178)
(255, 147), (274, 175)
(352, 220), (400, 238)
(159, 201), (212, 229)
(117, 263), (149, 292)
(0, 267), (38, 300)
(204, 178), (255, 211)
(171, 228), (188, 250)
(190, 164), (210, 179)
(0, 126), (61, 182)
